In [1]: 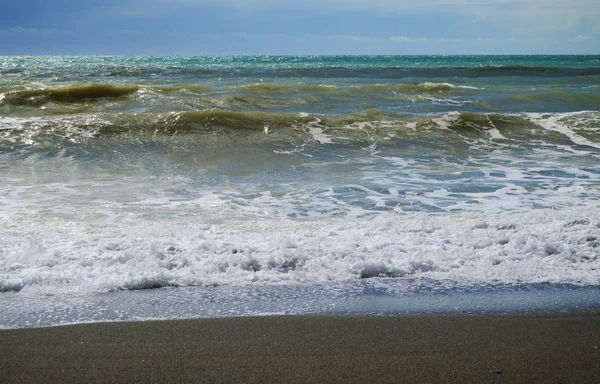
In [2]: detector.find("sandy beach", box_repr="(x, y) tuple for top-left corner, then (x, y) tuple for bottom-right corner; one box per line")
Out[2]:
(1, 312), (599, 383)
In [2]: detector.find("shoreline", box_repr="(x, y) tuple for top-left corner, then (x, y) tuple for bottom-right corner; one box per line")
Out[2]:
(2, 311), (599, 383)
(4, 282), (600, 330)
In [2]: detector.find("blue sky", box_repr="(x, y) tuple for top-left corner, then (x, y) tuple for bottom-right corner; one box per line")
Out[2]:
(0, 0), (597, 55)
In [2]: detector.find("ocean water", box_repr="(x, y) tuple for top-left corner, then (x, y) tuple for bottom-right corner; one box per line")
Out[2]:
(1, 55), (599, 328)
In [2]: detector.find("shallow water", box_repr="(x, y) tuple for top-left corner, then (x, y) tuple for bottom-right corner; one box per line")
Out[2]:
(2, 282), (600, 329)
(1, 55), (599, 328)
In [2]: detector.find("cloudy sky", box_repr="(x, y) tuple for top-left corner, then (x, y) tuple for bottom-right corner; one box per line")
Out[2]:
(0, 0), (597, 55)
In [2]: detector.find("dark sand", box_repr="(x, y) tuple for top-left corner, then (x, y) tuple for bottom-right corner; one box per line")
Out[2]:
(1, 312), (599, 383)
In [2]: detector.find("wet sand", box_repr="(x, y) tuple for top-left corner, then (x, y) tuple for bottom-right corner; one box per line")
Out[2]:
(1, 312), (599, 383)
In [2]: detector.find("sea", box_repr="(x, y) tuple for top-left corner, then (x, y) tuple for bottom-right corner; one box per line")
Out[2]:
(1, 55), (599, 328)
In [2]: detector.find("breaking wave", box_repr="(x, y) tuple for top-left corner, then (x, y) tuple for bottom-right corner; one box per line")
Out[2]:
(2, 110), (599, 155)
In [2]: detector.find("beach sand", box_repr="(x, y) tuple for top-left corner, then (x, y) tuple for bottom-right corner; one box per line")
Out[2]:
(1, 312), (599, 383)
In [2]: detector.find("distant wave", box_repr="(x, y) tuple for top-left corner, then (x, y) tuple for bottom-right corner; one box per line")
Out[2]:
(0, 84), (215, 106)
(1, 84), (139, 105)
(5, 66), (599, 79)
(238, 82), (470, 93)
(503, 91), (600, 108)
(109, 65), (600, 78)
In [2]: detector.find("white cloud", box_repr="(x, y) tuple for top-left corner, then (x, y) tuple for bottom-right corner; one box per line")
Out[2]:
(389, 36), (413, 43)
(78, 4), (163, 23)
(388, 36), (499, 44)
(389, 36), (429, 43)
(329, 35), (378, 42)
(78, 0), (599, 44)
(154, 0), (599, 36)
(0, 27), (69, 36)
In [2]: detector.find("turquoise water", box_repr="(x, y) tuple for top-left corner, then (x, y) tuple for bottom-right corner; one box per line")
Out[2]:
(1, 55), (599, 327)
(2, 55), (599, 116)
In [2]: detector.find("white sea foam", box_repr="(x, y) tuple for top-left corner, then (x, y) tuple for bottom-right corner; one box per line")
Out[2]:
(417, 82), (480, 91)
(424, 97), (467, 106)
(1, 110), (599, 296)
(525, 112), (600, 150)
(421, 82), (454, 89)
(0, 117), (24, 130)
(431, 111), (461, 130)
(1, 203), (599, 294)
(305, 118), (334, 144)
(457, 85), (482, 90)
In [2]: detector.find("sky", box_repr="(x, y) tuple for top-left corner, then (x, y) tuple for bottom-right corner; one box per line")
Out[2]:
(0, 0), (598, 55)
